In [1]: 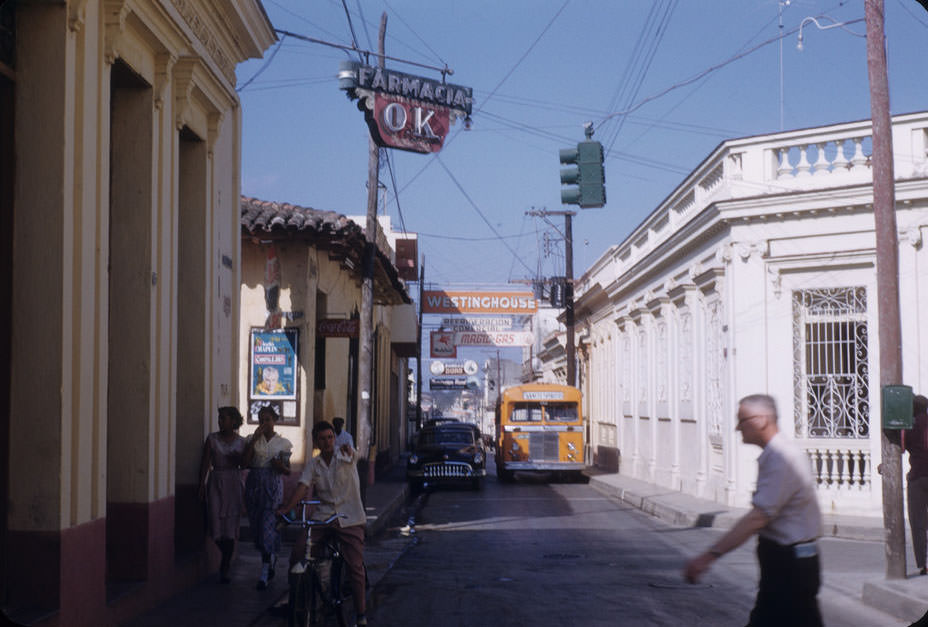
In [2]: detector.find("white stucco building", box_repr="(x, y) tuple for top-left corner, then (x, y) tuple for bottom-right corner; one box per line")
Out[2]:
(571, 112), (928, 516)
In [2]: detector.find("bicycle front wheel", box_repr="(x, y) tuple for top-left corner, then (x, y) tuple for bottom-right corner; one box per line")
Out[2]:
(289, 570), (313, 627)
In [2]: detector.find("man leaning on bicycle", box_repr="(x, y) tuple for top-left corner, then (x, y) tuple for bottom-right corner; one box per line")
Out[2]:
(279, 420), (367, 626)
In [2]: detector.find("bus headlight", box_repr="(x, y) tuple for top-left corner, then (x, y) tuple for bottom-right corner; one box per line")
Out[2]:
(409, 454), (419, 465)
(567, 442), (577, 451)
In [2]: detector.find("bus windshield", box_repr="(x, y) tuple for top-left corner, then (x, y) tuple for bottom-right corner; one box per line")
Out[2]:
(511, 403), (543, 422)
(545, 403), (578, 422)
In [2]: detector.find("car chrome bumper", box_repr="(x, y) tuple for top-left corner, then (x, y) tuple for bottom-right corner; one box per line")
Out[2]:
(407, 462), (486, 480)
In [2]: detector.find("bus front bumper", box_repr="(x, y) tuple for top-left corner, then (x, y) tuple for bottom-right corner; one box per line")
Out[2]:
(501, 462), (586, 471)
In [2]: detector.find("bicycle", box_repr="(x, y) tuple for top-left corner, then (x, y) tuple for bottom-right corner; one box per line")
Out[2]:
(279, 500), (351, 627)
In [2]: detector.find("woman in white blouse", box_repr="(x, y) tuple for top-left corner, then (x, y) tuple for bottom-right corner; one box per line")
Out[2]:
(243, 405), (292, 590)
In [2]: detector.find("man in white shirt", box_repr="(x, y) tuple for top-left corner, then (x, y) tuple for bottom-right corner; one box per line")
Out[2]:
(684, 394), (823, 626)
(280, 421), (367, 625)
(333, 416), (355, 449)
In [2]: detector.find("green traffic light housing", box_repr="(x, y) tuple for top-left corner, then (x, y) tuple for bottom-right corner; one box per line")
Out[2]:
(558, 126), (606, 208)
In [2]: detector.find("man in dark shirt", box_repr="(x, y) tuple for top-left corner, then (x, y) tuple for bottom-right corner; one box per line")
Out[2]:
(905, 394), (928, 575)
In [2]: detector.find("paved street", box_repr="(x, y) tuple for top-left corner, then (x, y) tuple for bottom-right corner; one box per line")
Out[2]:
(124, 457), (926, 627)
(366, 463), (908, 627)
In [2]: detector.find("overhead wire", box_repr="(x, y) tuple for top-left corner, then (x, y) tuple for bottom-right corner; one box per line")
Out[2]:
(594, 18), (864, 128)
(603, 0), (677, 155)
(236, 34), (287, 92)
(382, 0), (448, 68)
(508, 212), (531, 282)
(434, 155), (535, 276)
(389, 0), (571, 201)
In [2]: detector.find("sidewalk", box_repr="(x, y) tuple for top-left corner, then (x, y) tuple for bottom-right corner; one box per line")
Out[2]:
(585, 469), (928, 624)
(124, 462), (410, 627)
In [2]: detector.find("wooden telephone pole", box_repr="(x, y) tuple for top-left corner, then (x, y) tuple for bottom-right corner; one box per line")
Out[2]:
(358, 12), (387, 486)
(865, 0), (906, 579)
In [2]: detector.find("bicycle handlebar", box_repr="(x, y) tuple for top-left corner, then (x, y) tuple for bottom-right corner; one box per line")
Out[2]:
(278, 500), (347, 527)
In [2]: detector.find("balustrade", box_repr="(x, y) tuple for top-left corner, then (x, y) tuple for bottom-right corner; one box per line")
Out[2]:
(775, 135), (871, 180)
(802, 444), (871, 491)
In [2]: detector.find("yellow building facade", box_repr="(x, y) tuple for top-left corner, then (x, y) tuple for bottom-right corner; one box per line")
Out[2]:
(240, 197), (417, 475)
(1, 2), (274, 625)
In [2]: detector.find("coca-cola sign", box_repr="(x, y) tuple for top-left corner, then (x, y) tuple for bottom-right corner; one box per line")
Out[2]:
(317, 318), (359, 338)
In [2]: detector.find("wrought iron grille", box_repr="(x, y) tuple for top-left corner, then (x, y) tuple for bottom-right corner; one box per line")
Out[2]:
(792, 287), (870, 439)
(705, 298), (724, 438)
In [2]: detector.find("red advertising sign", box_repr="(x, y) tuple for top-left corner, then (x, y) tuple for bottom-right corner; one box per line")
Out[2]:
(338, 62), (472, 156)
(371, 94), (450, 154)
(430, 331), (457, 358)
(317, 318), (359, 338)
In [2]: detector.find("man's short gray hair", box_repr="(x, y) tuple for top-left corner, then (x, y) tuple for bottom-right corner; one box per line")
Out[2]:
(739, 394), (778, 421)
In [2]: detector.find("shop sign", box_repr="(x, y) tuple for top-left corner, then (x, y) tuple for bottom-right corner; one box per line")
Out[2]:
(430, 376), (469, 390)
(317, 318), (359, 338)
(453, 331), (534, 347)
(430, 331), (456, 358)
(338, 61), (472, 155)
(423, 290), (538, 314)
(372, 93), (450, 153)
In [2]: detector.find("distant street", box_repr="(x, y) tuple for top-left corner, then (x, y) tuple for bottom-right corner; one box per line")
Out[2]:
(367, 458), (906, 627)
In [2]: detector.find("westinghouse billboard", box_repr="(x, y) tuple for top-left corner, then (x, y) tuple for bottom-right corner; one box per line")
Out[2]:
(422, 291), (538, 315)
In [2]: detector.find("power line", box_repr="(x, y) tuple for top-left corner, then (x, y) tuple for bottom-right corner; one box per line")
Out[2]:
(388, 1), (571, 203)
(382, 0), (448, 68)
(434, 155), (535, 276)
(604, 0), (679, 156)
(236, 34), (286, 92)
(595, 19), (864, 128)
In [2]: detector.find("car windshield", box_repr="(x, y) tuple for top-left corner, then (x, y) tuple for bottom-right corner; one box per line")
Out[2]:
(419, 429), (474, 446)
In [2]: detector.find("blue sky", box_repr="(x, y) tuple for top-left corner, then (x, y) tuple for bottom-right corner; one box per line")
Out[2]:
(239, 0), (926, 288)
(238, 0), (927, 382)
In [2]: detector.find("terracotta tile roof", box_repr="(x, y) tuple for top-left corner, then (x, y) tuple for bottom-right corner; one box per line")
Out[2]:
(240, 196), (410, 304)
(240, 196), (358, 237)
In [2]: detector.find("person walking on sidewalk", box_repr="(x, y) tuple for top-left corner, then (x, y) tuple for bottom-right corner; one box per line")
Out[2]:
(684, 394), (823, 627)
(198, 406), (246, 583)
(904, 394), (928, 576)
(244, 405), (292, 590)
(279, 420), (368, 626)
(333, 416), (354, 449)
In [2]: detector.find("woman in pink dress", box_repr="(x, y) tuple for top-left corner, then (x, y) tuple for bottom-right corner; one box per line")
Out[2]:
(198, 406), (246, 583)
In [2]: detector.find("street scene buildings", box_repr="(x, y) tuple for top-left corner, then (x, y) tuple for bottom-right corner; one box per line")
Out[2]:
(567, 112), (928, 515)
(2, 1), (928, 626)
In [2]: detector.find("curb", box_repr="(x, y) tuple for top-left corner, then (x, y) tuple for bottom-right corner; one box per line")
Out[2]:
(587, 472), (888, 543)
(365, 481), (409, 539)
(862, 579), (928, 623)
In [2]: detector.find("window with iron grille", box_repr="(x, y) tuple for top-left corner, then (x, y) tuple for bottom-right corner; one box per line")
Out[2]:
(792, 287), (870, 439)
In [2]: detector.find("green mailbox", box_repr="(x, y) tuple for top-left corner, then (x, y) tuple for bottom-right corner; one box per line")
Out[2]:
(882, 384), (914, 429)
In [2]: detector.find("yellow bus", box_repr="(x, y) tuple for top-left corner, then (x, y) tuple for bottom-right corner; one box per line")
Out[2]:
(495, 383), (585, 482)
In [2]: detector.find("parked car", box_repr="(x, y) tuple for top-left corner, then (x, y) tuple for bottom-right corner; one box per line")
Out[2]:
(407, 423), (486, 491)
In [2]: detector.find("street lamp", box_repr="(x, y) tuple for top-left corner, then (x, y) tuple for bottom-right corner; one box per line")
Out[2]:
(778, 1), (790, 130)
(796, 15), (865, 51)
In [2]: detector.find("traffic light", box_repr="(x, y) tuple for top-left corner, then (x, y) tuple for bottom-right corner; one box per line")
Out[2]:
(559, 126), (606, 208)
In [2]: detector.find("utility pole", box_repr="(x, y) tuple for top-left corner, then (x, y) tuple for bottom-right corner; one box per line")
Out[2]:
(564, 211), (575, 387)
(416, 256), (424, 430)
(526, 208), (577, 387)
(358, 12), (387, 486)
(866, 0), (905, 580)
